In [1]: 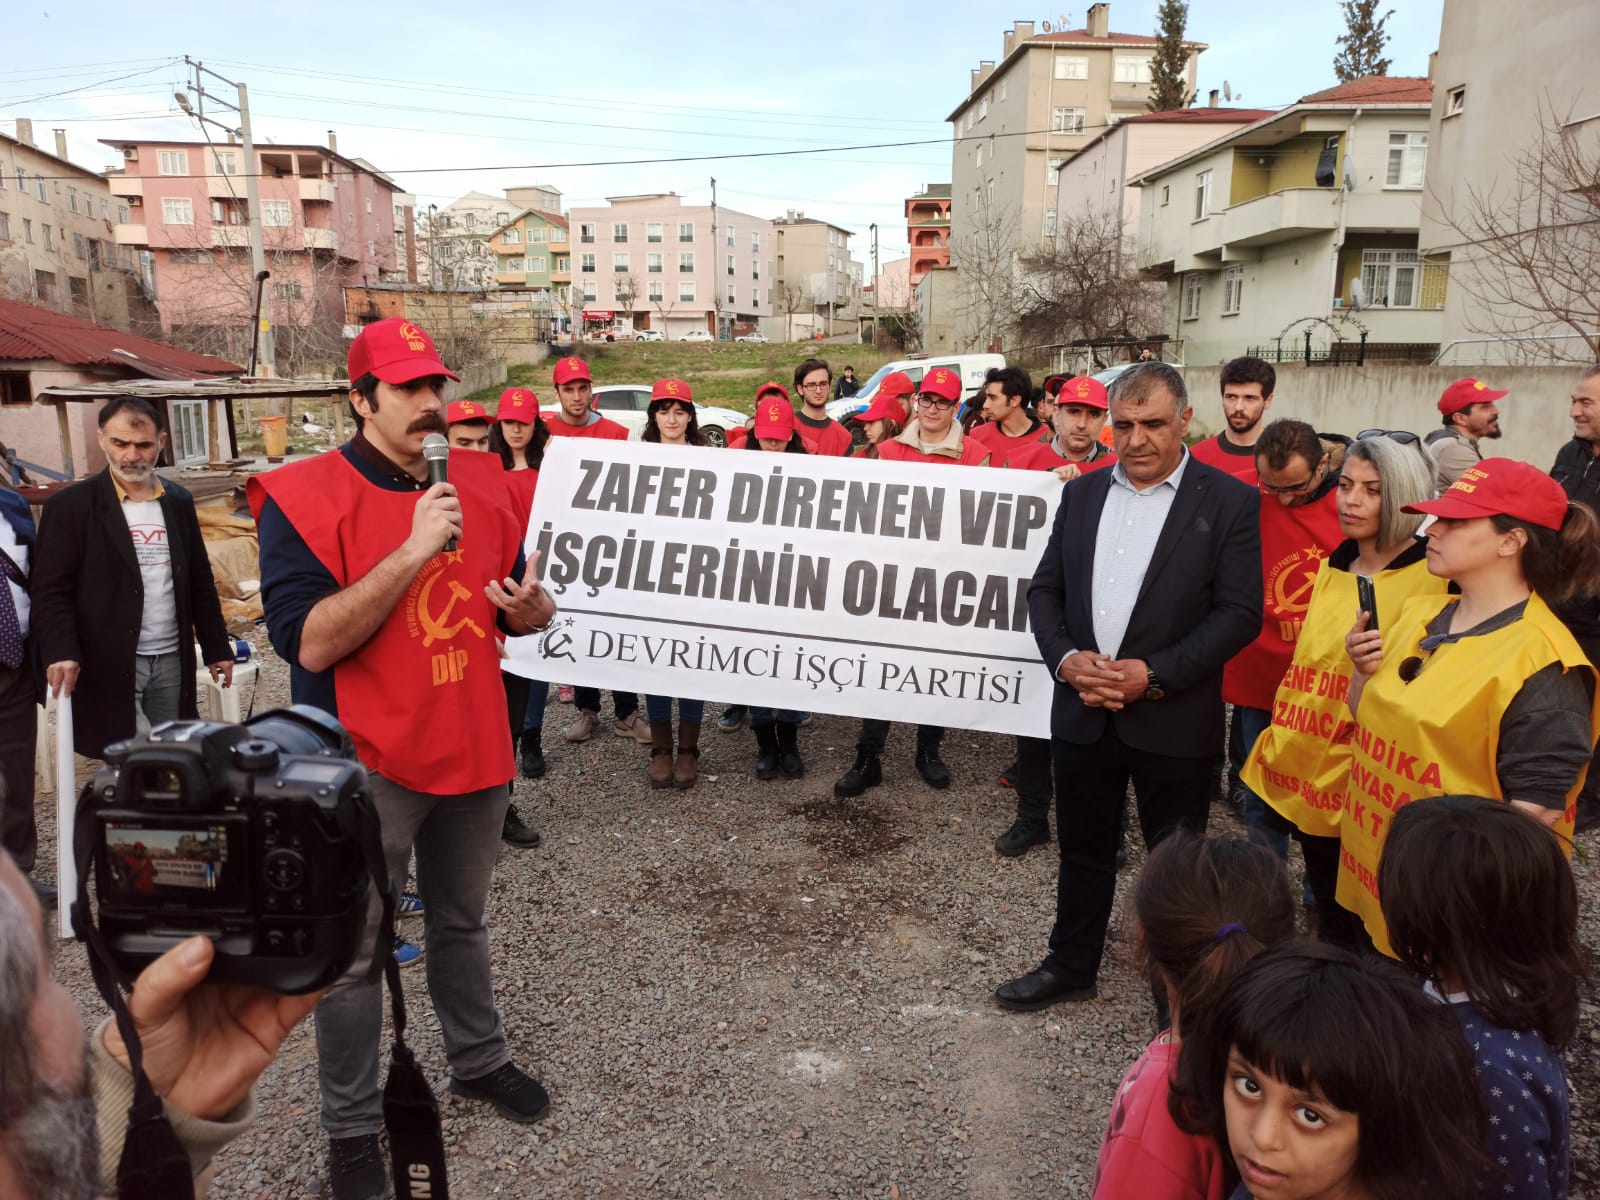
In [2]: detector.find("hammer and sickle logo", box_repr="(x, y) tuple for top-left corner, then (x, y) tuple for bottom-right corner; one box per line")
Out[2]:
(767, 403), (781, 421)
(1473, 380), (1487, 391)
(565, 358), (582, 372)
(538, 617), (577, 662)
(1075, 381), (1090, 397)
(665, 380), (680, 396)
(398, 321), (426, 350)
(417, 572), (486, 647)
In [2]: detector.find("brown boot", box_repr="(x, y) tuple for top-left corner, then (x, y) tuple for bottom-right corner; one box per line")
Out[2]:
(673, 721), (702, 790)
(647, 721), (675, 789)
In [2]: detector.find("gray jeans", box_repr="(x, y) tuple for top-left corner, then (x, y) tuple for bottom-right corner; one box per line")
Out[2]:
(133, 651), (183, 733)
(315, 773), (511, 1137)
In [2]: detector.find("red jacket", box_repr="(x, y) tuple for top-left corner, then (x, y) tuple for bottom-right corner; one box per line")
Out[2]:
(1189, 434), (1258, 485)
(877, 438), (990, 466)
(543, 413), (629, 441)
(1093, 1036), (1226, 1200)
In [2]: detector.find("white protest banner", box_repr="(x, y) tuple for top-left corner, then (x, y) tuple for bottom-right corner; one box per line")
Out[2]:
(503, 438), (1061, 737)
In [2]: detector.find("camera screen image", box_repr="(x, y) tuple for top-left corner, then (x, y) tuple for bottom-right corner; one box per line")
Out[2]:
(105, 823), (234, 902)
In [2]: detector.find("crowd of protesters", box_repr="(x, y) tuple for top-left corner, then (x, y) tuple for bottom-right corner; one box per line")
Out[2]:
(2, 316), (1598, 1199)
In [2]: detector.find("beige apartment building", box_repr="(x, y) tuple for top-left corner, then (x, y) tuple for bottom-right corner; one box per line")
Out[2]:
(942, 3), (1203, 349)
(0, 119), (147, 329)
(769, 212), (863, 339)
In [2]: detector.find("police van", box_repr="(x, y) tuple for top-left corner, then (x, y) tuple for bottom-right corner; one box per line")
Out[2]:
(825, 353), (1006, 432)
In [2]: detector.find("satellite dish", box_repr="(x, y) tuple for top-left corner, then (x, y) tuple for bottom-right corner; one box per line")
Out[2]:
(1222, 81), (1232, 102)
(1342, 155), (1358, 191)
(1350, 278), (1367, 310)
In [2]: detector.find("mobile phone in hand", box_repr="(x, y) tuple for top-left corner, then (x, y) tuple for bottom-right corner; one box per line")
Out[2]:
(1356, 574), (1378, 630)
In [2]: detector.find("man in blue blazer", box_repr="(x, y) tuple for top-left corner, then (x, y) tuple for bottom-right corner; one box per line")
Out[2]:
(0, 480), (47, 903)
(996, 362), (1262, 1011)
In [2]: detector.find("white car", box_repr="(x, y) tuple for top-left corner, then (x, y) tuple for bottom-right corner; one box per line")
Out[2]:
(636, 329), (664, 342)
(540, 385), (744, 447)
(679, 329), (714, 342)
(735, 332), (770, 343)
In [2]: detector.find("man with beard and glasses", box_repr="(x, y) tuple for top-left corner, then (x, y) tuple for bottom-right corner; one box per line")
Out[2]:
(1426, 376), (1507, 492)
(32, 397), (234, 762)
(252, 318), (558, 1200)
(0, 845), (316, 1199)
(1189, 356), (1276, 486)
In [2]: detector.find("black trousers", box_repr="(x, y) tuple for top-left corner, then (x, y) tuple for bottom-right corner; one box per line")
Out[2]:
(0, 662), (38, 873)
(1044, 726), (1212, 982)
(1014, 735), (1053, 824)
(856, 719), (943, 755)
(1298, 831), (1374, 954)
(573, 687), (638, 719)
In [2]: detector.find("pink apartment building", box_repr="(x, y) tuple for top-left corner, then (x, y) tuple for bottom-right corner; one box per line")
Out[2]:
(101, 136), (410, 373)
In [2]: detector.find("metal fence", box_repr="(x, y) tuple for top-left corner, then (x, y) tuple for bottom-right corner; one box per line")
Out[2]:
(1245, 342), (1440, 367)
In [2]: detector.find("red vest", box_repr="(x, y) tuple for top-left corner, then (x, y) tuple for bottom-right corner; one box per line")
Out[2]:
(504, 467), (539, 536)
(1009, 438), (1118, 474)
(1190, 434), (1259, 485)
(248, 451), (519, 794)
(543, 414), (629, 441)
(878, 437), (990, 466)
(795, 417), (853, 457)
(1223, 488), (1344, 709)
(969, 419), (1046, 468)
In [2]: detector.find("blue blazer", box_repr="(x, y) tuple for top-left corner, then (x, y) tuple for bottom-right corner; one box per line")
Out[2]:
(0, 487), (43, 702)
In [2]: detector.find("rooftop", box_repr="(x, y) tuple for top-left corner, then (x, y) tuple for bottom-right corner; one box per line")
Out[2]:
(1297, 76), (1434, 105)
(0, 298), (240, 379)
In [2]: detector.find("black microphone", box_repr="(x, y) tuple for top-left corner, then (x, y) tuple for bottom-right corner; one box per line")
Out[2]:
(420, 432), (456, 551)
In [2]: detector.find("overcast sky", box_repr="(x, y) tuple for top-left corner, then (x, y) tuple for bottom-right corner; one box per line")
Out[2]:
(4, 0), (1444, 271)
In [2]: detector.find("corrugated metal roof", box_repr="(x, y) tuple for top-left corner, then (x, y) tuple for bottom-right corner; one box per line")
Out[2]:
(0, 298), (241, 378)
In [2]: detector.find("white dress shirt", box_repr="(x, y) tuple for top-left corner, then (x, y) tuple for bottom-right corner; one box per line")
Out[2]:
(1088, 451), (1190, 660)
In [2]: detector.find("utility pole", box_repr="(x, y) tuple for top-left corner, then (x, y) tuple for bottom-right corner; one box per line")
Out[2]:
(869, 222), (879, 345)
(709, 176), (720, 340)
(180, 58), (274, 376)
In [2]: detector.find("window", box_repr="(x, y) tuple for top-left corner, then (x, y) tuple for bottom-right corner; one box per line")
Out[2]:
(168, 248), (210, 264)
(503, 227), (521, 244)
(678, 222), (694, 242)
(751, 231), (760, 253)
(41, 224), (53, 250)
(162, 197), (193, 225)
(21, 219), (32, 244)
(1114, 56), (1153, 84)
(978, 96), (990, 121)
(647, 251), (663, 272)
(527, 255), (546, 273)
(648, 280), (663, 301)
(1194, 170), (1213, 220)
(211, 150), (237, 175)
(502, 256), (524, 273)
(1182, 272), (1202, 319)
(549, 225), (566, 243)
(496, 211), (508, 225)
(13, 169), (22, 192)
(976, 143), (983, 168)
(1161, 185), (1170, 206)
(582, 284), (596, 302)
(365, 198), (373, 214)
(727, 253), (735, 276)
(1222, 265), (1243, 315)
(210, 199), (244, 225)
(646, 222), (663, 242)
(1360, 249), (1421, 308)
(679, 251), (695, 271)
(579, 223), (595, 243)
(157, 150), (189, 175)
(679, 280), (696, 301)
(727, 289), (735, 305)
(1446, 86), (1465, 116)
(999, 80), (1008, 101)
(526, 227), (545, 243)
(613, 222), (628, 242)
(1051, 107), (1086, 134)
(0, 370), (28, 406)
(986, 179), (995, 205)
(35, 177), (45, 202)
(753, 261), (760, 279)
(68, 188), (78, 213)
(118, 205), (128, 224)
(613, 252), (630, 272)
(272, 281), (304, 301)
(726, 224), (735, 247)
(0, 213), (7, 240)
(580, 252), (596, 272)
(102, 199), (110, 220)
(1043, 209), (1057, 238)
(1385, 132), (1427, 188)
(73, 232), (86, 258)
(1054, 55), (1089, 80)
(260, 199), (291, 227)
(1047, 158), (1066, 186)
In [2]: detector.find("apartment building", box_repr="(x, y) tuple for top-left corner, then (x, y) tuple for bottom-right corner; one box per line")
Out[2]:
(102, 134), (409, 372)
(944, 4), (1203, 348)
(488, 208), (571, 336)
(0, 119), (146, 329)
(906, 184), (950, 285)
(1133, 77), (1442, 365)
(566, 194), (772, 339)
(420, 185), (562, 293)
(770, 212), (863, 338)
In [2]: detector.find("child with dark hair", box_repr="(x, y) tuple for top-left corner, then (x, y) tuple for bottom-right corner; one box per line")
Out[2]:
(1170, 942), (1489, 1200)
(1380, 795), (1585, 1199)
(1093, 834), (1297, 1200)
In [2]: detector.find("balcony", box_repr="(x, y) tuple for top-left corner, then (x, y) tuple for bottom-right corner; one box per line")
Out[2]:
(108, 175), (143, 199)
(210, 226), (251, 248)
(205, 175), (246, 199)
(304, 227), (340, 252)
(112, 223), (148, 246)
(1215, 189), (1339, 251)
(299, 178), (335, 204)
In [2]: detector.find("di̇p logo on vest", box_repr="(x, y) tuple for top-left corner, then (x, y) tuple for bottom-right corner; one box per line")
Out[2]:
(404, 551), (486, 686)
(1267, 545), (1327, 640)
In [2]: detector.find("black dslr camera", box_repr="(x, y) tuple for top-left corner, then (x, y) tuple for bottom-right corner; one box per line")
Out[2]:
(83, 706), (375, 995)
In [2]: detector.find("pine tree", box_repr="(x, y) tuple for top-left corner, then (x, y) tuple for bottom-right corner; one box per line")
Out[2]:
(1333, 0), (1394, 81)
(1146, 0), (1193, 113)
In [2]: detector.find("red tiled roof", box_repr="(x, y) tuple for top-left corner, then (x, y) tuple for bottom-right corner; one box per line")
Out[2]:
(0, 299), (241, 377)
(1117, 107), (1277, 124)
(1298, 76), (1433, 105)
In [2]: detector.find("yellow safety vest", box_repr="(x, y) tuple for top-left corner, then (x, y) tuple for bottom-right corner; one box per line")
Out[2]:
(1241, 556), (1446, 837)
(1337, 592), (1598, 956)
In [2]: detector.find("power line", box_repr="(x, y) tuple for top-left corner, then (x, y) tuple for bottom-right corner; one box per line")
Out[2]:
(0, 59), (180, 110)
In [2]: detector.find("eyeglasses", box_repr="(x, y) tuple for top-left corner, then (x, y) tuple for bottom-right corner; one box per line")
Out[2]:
(916, 396), (957, 410)
(1258, 476), (1318, 497)
(799, 380), (831, 391)
(1357, 428), (1421, 446)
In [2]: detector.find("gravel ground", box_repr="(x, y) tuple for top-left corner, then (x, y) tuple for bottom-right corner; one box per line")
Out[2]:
(41, 628), (1600, 1198)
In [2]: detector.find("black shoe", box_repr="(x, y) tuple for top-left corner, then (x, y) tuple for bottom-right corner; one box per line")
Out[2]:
(833, 749), (882, 798)
(999, 760), (1017, 789)
(753, 722), (780, 780)
(327, 1133), (388, 1200)
(519, 733), (546, 780)
(915, 745), (951, 789)
(718, 705), (748, 732)
(776, 721), (804, 779)
(30, 878), (57, 909)
(450, 1061), (552, 1124)
(994, 966), (1098, 1012)
(994, 819), (1049, 857)
(502, 804), (542, 849)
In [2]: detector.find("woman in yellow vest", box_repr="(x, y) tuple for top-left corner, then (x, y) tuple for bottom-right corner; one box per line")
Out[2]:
(1342, 458), (1600, 956)
(1239, 434), (1443, 948)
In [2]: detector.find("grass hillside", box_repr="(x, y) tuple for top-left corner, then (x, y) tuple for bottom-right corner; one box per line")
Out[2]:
(474, 343), (904, 414)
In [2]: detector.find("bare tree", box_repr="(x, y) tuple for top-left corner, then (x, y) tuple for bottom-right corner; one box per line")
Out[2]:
(649, 290), (676, 334)
(776, 281), (807, 342)
(614, 271), (642, 332)
(949, 201), (1022, 352)
(1015, 211), (1166, 362)
(1433, 99), (1600, 362)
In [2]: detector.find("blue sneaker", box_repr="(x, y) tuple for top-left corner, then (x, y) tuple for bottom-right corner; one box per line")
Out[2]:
(397, 891), (425, 920)
(393, 936), (423, 968)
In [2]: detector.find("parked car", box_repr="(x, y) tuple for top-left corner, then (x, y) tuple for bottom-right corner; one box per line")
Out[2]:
(679, 329), (714, 342)
(735, 332), (770, 343)
(825, 352), (1007, 441)
(636, 329), (664, 342)
(539, 384), (743, 447)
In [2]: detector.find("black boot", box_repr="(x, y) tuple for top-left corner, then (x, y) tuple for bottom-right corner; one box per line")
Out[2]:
(520, 727), (546, 779)
(834, 748), (882, 798)
(776, 721), (805, 779)
(502, 804), (542, 849)
(914, 730), (951, 789)
(994, 819), (1050, 857)
(752, 721), (780, 780)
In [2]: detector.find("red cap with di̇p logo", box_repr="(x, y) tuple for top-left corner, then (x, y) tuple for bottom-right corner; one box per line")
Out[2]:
(1437, 377), (1508, 416)
(650, 377), (693, 404)
(347, 317), (460, 384)
(1404, 458), (1568, 530)
(552, 356), (592, 387)
(753, 397), (796, 440)
(496, 388), (539, 423)
(446, 399), (489, 426)
(1058, 376), (1109, 411)
(918, 368), (961, 403)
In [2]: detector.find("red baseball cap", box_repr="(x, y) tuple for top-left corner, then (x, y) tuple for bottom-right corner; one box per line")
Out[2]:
(917, 367), (962, 403)
(860, 390), (909, 425)
(755, 380), (789, 404)
(1042, 374), (1069, 398)
(446, 399), (490, 426)
(877, 371), (914, 399)
(1438, 377), (1508, 416)
(347, 318), (460, 385)
(651, 377), (693, 404)
(497, 387), (539, 423)
(552, 356), (592, 387)
(753, 396), (796, 441)
(1404, 458), (1568, 530)
(1056, 376), (1109, 411)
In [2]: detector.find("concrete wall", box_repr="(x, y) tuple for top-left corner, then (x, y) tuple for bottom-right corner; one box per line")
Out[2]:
(1180, 362), (1581, 467)
(446, 358), (507, 402)
(3, 368), (109, 478)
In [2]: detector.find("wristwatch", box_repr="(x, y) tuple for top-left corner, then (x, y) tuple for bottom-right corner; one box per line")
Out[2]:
(1143, 668), (1166, 701)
